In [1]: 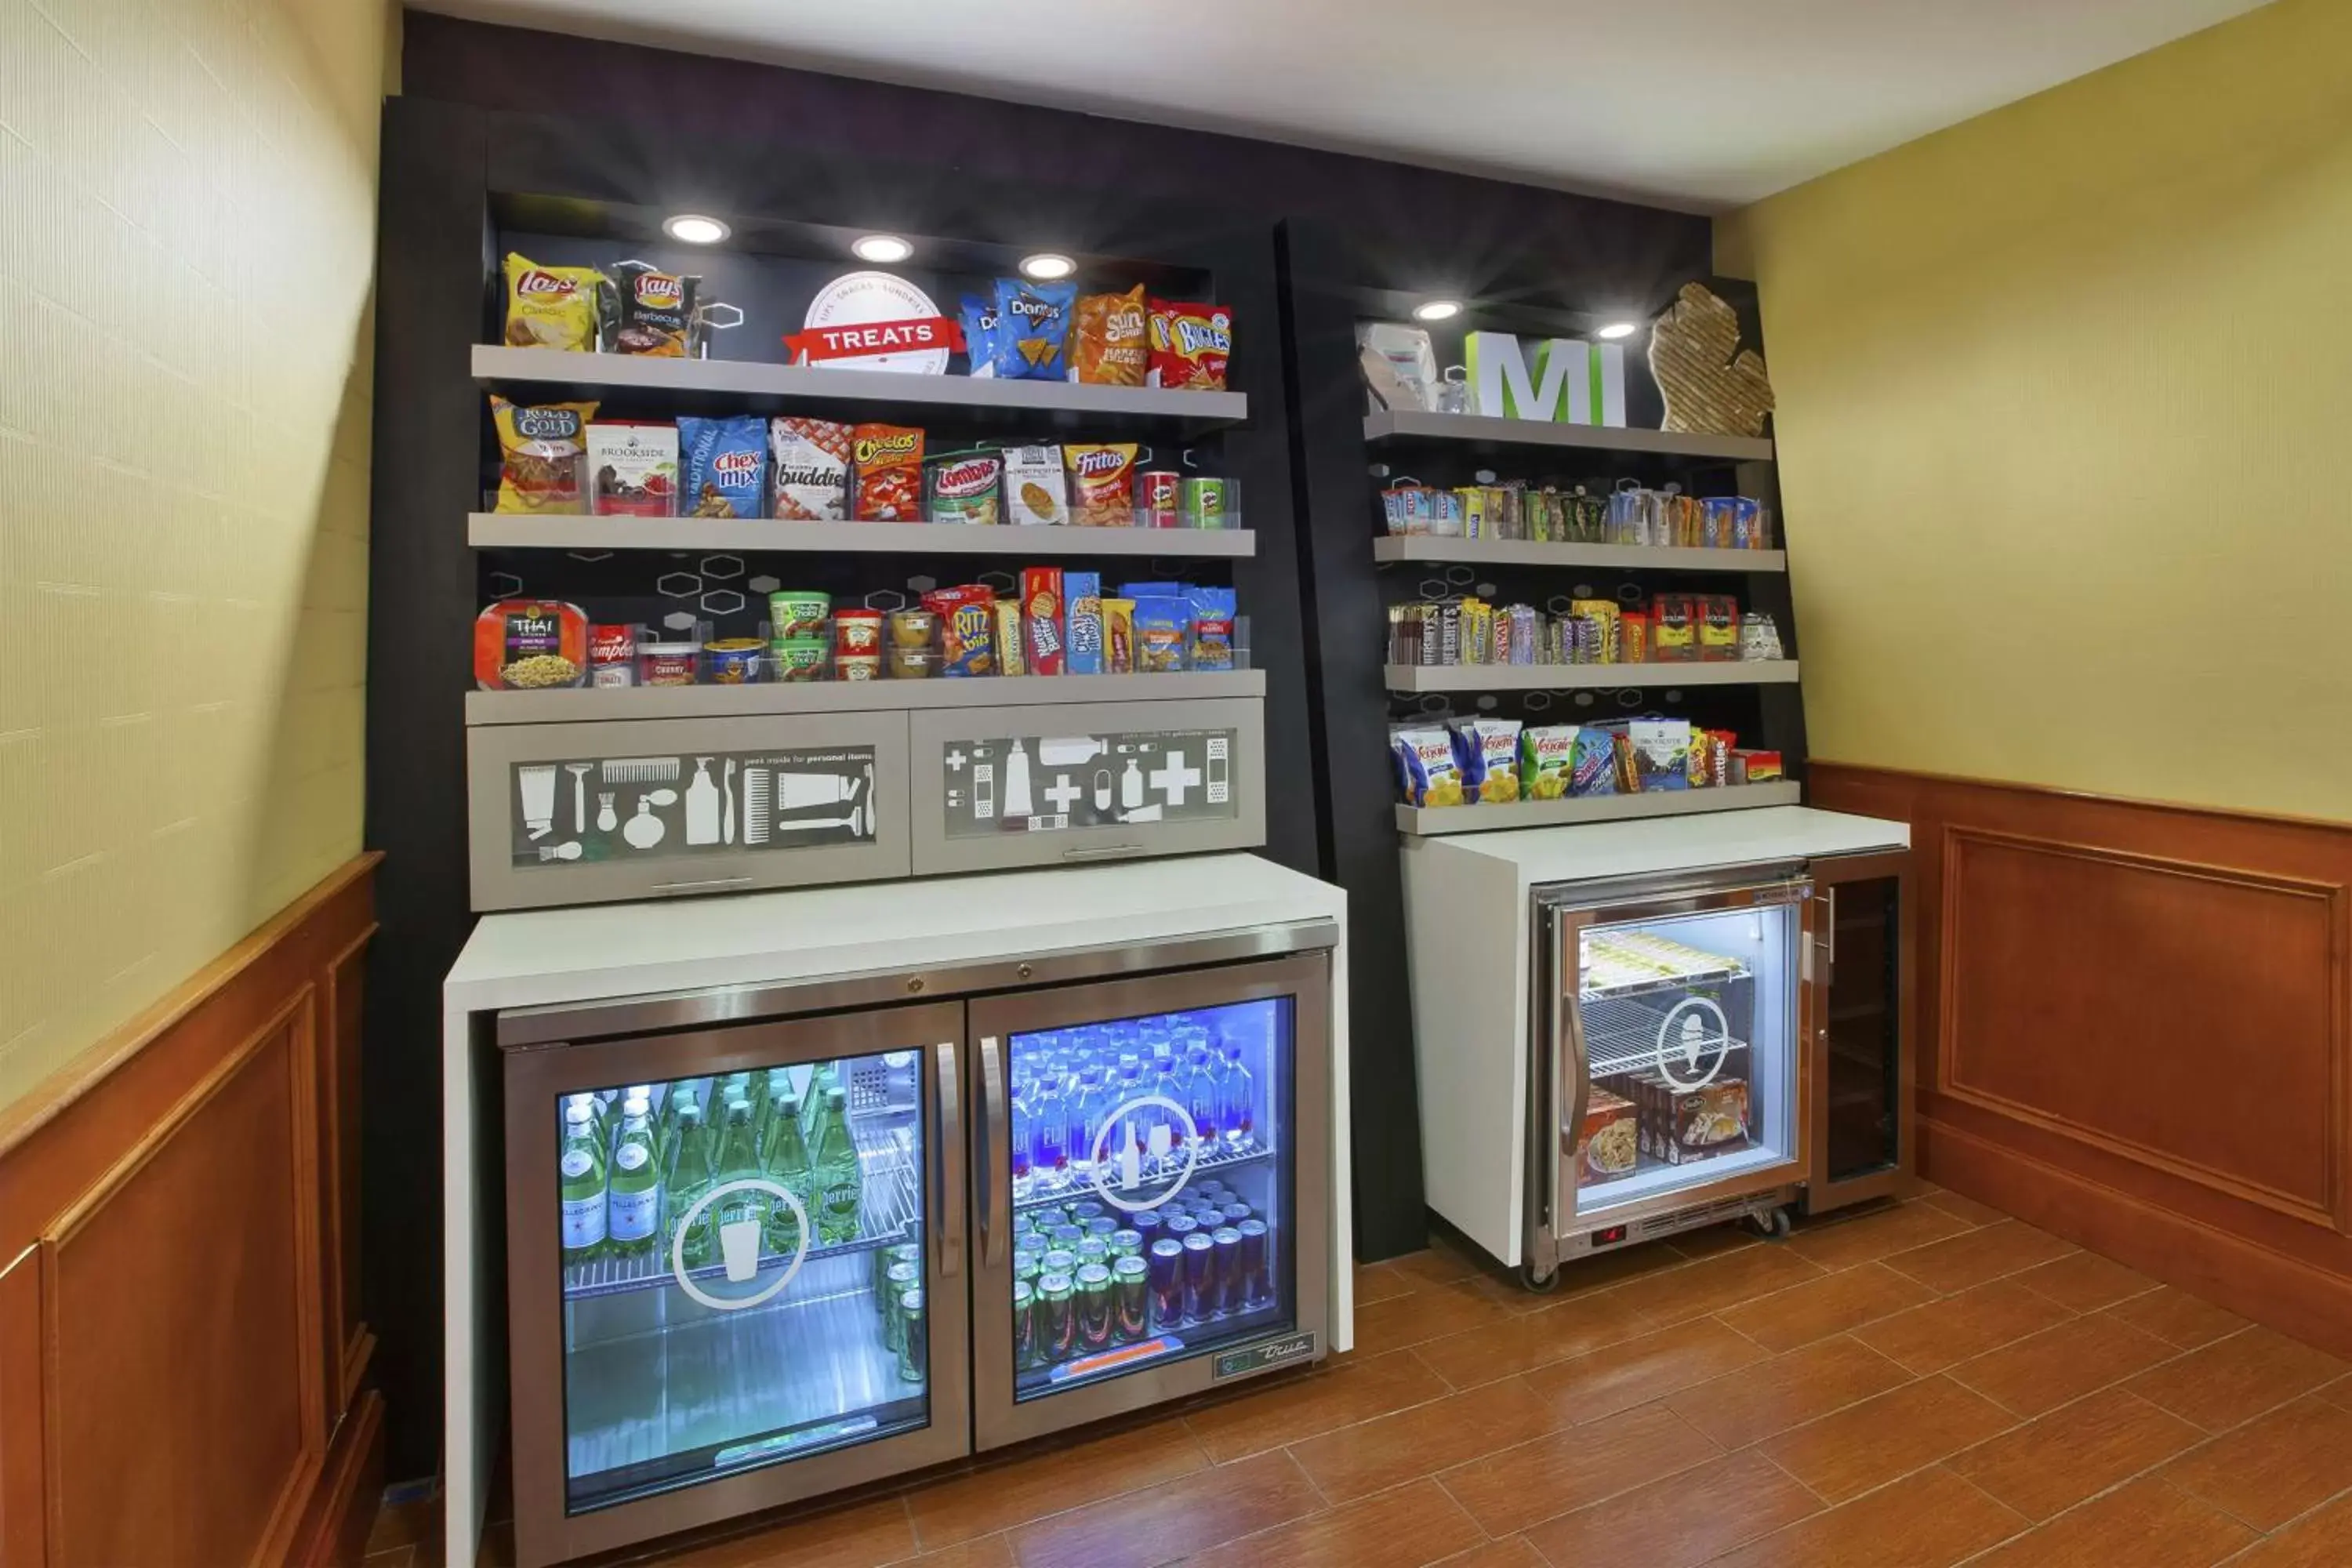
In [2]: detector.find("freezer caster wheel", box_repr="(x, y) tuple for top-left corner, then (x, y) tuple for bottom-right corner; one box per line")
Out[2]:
(1747, 1207), (1793, 1240)
(1517, 1261), (1564, 1294)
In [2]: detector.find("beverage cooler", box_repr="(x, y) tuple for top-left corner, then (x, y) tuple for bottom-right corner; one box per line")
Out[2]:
(1403, 808), (1912, 1290)
(496, 929), (1332, 1568)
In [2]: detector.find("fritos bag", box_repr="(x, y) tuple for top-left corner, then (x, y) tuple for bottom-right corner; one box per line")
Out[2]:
(1064, 444), (1138, 527)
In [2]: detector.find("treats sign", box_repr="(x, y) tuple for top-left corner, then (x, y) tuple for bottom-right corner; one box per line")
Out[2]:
(1464, 332), (1628, 427)
(791, 271), (955, 374)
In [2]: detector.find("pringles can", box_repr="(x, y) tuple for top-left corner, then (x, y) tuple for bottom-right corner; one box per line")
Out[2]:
(1180, 474), (1232, 530)
(1135, 469), (1182, 528)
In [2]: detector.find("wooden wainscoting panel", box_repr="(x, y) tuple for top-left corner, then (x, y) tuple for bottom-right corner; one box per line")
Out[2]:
(1940, 827), (2344, 1228)
(325, 928), (376, 1407)
(2, 1247), (44, 1568)
(43, 1001), (322, 1567)
(1808, 764), (2352, 1356)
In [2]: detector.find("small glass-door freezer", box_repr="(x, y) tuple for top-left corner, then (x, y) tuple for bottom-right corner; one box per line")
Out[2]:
(500, 1001), (970, 1568)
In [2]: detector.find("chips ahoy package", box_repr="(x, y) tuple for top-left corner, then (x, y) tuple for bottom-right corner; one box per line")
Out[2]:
(679, 415), (767, 518)
(993, 278), (1076, 379)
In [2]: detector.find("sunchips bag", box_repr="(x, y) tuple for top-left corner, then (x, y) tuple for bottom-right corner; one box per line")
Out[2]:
(1392, 727), (1465, 808)
(1073, 285), (1149, 386)
(491, 397), (598, 514)
(1449, 717), (1522, 804)
(502, 253), (605, 351)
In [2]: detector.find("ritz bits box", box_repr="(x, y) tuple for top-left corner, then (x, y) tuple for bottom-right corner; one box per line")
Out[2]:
(1022, 568), (1065, 674)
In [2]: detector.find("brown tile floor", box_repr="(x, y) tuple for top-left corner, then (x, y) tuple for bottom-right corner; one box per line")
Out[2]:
(365, 1188), (2352, 1568)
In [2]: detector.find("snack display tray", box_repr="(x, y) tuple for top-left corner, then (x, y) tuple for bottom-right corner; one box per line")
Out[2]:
(464, 670), (1265, 725)
(1363, 408), (1773, 463)
(1382, 661), (1800, 692)
(468, 514), (1258, 558)
(474, 345), (1249, 432)
(1395, 781), (1799, 836)
(1371, 536), (1784, 573)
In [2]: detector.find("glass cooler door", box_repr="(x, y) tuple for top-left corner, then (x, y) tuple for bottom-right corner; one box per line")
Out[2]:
(501, 1001), (970, 1568)
(1555, 880), (1807, 1228)
(968, 951), (1332, 1450)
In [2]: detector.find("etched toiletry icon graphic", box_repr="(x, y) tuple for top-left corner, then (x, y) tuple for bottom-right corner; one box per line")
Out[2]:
(1120, 758), (1145, 810)
(684, 757), (721, 846)
(623, 797), (667, 850)
(1094, 769), (1113, 811)
(1149, 748), (1199, 806)
(565, 763), (592, 833)
(743, 768), (771, 844)
(721, 760), (736, 846)
(536, 841), (583, 862)
(940, 729), (1246, 840)
(519, 764), (557, 840)
(1206, 737), (1230, 804)
(597, 793), (619, 833)
(1004, 739), (1033, 818)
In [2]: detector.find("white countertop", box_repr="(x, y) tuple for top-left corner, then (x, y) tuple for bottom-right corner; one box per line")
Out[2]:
(1415, 804), (1907, 887)
(448, 851), (1345, 1011)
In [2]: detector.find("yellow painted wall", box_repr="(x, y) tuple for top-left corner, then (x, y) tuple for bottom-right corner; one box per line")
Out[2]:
(1721, 0), (2352, 821)
(0, 0), (389, 1107)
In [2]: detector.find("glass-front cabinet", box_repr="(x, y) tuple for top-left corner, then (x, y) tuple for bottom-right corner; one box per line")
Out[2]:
(502, 1002), (971, 1568)
(969, 953), (1330, 1450)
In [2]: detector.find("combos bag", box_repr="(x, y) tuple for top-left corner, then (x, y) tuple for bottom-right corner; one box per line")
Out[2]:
(502, 253), (604, 351)
(610, 261), (700, 356)
(1149, 299), (1232, 390)
(680, 416), (767, 517)
(993, 278), (1076, 379)
(492, 397), (598, 514)
(1073, 285), (1149, 386)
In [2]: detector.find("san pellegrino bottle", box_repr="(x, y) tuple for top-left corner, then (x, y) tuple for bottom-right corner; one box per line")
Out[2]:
(606, 1095), (662, 1258)
(568, 1091), (608, 1152)
(558, 1101), (608, 1261)
(762, 1085), (813, 1257)
(809, 1085), (864, 1244)
(713, 1097), (770, 1261)
(665, 1094), (717, 1268)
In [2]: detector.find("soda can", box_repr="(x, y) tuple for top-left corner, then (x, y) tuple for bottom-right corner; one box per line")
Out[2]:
(1211, 1227), (1244, 1316)
(1221, 1201), (1252, 1228)
(1029, 1206), (1066, 1232)
(1196, 1180), (1227, 1202)
(1012, 1279), (1039, 1370)
(1039, 1272), (1077, 1363)
(1040, 1248), (1079, 1280)
(1236, 1218), (1270, 1307)
(1012, 1210), (1034, 1235)
(1050, 1224), (1084, 1250)
(1076, 1263), (1115, 1352)
(1076, 1236), (1109, 1269)
(1084, 1215), (1118, 1240)
(1180, 474), (1232, 531)
(896, 1287), (927, 1385)
(882, 1261), (920, 1350)
(1163, 1213), (1199, 1244)
(878, 1240), (920, 1302)
(1135, 470), (1182, 529)
(1147, 1237), (1185, 1330)
(1109, 1228), (1144, 1258)
(1070, 1200), (1105, 1224)
(1181, 1232), (1216, 1323)
(1131, 1210), (1163, 1250)
(1112, 1254), (1151, 1343)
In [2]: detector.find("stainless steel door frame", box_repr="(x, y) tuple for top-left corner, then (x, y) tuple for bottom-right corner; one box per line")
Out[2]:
(499, 1000), (970, 1568)
(965, 951), (1333, 1450)
(1526, 875), (1812, 1278)
(468, 710), (910, 911)
(1802, 849), (1917, 1212)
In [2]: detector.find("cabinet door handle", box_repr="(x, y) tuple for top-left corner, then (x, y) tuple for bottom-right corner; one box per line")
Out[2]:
(934, 1042), (963, 1279)
(979, 1036), (1008, 1268)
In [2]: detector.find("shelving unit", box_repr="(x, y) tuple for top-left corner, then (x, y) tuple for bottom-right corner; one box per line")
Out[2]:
(465, 670), (1265, 726)
(1372, 536), (1783, 572)
(475, 345), (1249, 434)
(1394, 781), (1799, 836)
(470, 514), (1257, 557)
(1383, 662), (1798, 693)
(1363, 408), (1773, 462)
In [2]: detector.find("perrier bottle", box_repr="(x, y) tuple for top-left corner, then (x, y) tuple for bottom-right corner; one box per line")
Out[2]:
(713, 1097), (770, 1270)
(762, 1085), (814, 1258)
(558, 1100), (608, 1263)
(809, 1085), (865, 1245)
(605, 1094), (662, 1259)
(664, 1093), (717, 1269)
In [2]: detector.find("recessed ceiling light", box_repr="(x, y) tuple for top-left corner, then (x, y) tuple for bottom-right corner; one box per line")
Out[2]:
(1019, 252), (1076, 281)
(1411, 299), (1462, 322)
(1596, 321), (1640, 340)
(851, 234), (914, 263)
(662, 214), (729, 245)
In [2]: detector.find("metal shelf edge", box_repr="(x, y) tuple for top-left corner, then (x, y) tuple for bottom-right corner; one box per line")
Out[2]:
(1396, 781), (1802, 835)
(465, 670), (1269, 725)
(1381, 662), (1800, 692)
(469, 515), (1256, 557)
(1363, 408), (1773, 462)
(1370, 536), (1785, 573)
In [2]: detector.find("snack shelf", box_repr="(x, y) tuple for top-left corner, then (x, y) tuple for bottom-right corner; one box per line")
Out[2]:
(468, 514), (1258, 558)
(1396, 781), (1798, 836)
(1014, 1142), (1278, 1216)
(561, 1121), (919, 1301)
(474, 346), (1249, 432)
(1372, 536), (1784, 573)
(1364, 408), (1773, 463)
(465, 670), (1265, 725)
(1383, 661), (1799, 692)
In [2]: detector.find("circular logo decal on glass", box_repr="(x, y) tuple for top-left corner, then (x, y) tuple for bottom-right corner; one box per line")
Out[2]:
(668, 1178), (810, 1312)
(1652, 996), (1733, 1093)
(1087, 1094), (1201, 1214)
(799, 271), (950, 374)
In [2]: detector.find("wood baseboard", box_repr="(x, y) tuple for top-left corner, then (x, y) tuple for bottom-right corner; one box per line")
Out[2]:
(0, 855), (381, 1567)
(1810, 762), (2352, 1353)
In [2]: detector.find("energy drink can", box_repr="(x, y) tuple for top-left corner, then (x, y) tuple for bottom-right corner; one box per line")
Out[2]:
(1012, 1279), (1039, 1370)
(1147, 1237), (1185, 1330)
(895, 1288), (926, 1384)
(1181, 1231), (1215, 1323)
(1113, 1254), (1150, 1343)
(1212, 1227), (1244, 1316)
(1039, 1272), (1076, 1362)
(1076, 1262), (1114, 1352)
